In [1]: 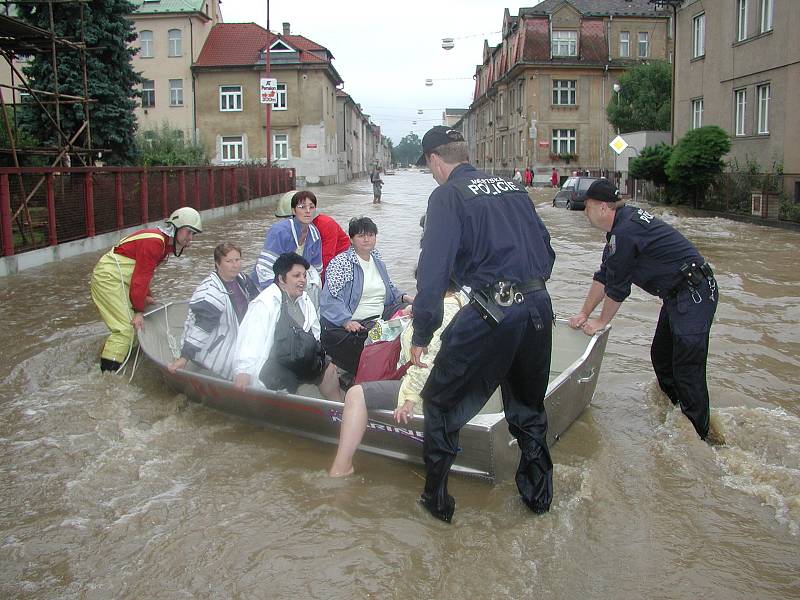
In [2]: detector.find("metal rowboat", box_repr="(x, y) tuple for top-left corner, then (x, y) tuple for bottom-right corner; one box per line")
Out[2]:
(139, 302), (609, 483)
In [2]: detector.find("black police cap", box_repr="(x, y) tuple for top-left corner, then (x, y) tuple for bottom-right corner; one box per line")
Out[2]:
(415, 126), (465, 166)
(586, 179), (620, 203)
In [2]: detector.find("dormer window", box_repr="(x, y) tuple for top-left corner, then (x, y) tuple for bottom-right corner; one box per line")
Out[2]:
(552, 30), (577, 57)
(270, 40), (293, 52)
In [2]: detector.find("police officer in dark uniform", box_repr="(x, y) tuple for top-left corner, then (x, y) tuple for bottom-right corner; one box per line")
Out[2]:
(569, 179), (719, 441)
(411, 126), (556, 522)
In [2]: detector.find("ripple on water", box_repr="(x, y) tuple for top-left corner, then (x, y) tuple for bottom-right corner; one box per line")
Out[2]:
(713, 407), (800, 535)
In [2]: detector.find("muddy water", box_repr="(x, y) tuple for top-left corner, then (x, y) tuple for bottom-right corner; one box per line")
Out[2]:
(0, 171), (798, 599)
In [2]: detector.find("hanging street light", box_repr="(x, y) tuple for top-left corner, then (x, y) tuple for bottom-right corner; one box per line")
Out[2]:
(442, 37), (455, 50)
(648, 0), (686, 144)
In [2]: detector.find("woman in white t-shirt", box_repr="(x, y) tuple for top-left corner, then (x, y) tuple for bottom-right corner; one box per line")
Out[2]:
(319, 217), (414, 376)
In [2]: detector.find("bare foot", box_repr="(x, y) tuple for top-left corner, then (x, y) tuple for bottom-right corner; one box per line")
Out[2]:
(328, 466), (355, 478)
(705, 412), (726, 446)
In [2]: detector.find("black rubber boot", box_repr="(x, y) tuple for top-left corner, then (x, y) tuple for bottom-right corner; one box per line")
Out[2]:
(516, 441), (553, 514)
(419, 491), (455, 523)
(100, 358), (122, 373)
(420, 456), (457, 523)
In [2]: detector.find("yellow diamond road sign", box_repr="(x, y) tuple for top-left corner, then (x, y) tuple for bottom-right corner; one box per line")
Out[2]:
(610, 135), (629, 155)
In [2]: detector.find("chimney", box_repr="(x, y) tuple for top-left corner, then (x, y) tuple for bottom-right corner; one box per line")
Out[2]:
(282, 22), (290, 36)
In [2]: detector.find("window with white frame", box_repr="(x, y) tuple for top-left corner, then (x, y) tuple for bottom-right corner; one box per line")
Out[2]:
(221, 136), (243, 162)
(273, 133), (288, 160)
(169, 79), (183, 106)
(735, 89), (747, 136)
(274, 83), (287, 110)
(692, 14), (705, 58)
(691, 98), (703, 129)
(551, 129), (576, 154)
(638, 32), (649, 57)
(552, 80), (577, 105)
(619, 31), (630, 57)
(168, 29), (182, 57)
(737, 0), (748, 41)
(139, 30), (154, 58)
(761, 0), (773, 33)
(520, 130), (526, 156)
(757, 83), (770, 134)
(141, 79), (155, 108)
(219, 85), (242, 111)
(552, 31), (577, 57)
(498, 92), (504, 117)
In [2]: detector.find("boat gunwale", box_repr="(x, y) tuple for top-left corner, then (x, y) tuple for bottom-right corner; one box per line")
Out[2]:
(140, 301), (608, 429)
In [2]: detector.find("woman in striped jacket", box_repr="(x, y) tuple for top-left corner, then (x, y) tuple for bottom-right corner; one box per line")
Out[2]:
(168, 243), (258, 379)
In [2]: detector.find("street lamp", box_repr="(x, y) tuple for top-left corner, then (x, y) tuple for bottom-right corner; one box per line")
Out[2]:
(648, 0), (686, 144)
(613, 82), (621, 182)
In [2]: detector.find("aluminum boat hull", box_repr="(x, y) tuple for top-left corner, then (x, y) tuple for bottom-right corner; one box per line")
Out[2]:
(139, 302), (609, 483)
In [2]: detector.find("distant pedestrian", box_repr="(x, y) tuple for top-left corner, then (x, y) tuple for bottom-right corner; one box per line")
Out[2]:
(370, 166), (384, 204)
(550, 168), (559, 188)
(513, 168), (523, 183)
(524, 167), (533, 187)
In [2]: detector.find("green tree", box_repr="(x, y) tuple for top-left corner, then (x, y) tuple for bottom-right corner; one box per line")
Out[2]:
(607, 61), (671, 133)
(17, 0), (141, 164)
(629, 143), (672, 186)
(392, 132), (422, 166)
(136, 123), (207, 166)
(666, 126), (731, 206)
(0, 107), (46, 166)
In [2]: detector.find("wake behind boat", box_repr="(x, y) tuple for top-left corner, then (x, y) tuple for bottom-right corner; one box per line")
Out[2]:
(139, 302), (609, 483)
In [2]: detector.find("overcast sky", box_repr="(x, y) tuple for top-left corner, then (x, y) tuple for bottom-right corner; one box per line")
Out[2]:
(220, 0), (542, 144)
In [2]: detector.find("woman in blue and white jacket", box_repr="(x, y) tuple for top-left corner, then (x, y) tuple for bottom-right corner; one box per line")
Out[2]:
(252, 190), (323, 305)
(319, 217), (413, 376)
(168, 243), (258, 379)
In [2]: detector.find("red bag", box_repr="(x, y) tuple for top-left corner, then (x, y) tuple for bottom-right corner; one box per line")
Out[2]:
(354, 337), (412, 384)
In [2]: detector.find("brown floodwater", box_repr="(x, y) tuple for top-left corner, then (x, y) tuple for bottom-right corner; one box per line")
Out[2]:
(1, 170), (798, 599)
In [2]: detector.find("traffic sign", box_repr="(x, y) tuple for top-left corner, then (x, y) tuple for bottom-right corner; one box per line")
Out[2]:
(610, 135), (629, 155)
(260, 78), (278, 104)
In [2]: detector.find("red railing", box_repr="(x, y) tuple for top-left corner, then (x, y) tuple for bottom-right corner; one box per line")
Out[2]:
(0, 165), (295, 257)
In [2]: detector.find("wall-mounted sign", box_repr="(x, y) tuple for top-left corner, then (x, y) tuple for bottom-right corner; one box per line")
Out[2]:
(306, 143), (318, 149)
(538, 140), (549, 148)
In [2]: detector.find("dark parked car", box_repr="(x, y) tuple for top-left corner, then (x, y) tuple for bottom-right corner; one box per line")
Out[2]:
(552, 176), (598, 210)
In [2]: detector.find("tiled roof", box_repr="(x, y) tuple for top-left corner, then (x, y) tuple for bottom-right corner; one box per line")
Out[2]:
(133, 0), (206, 15)
(522, 0), (667, 17)
(195, 22), (330, 67)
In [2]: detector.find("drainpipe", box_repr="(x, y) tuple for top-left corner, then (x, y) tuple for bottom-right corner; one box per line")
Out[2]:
(603, 64), (608, 174)
(189, 16), (196, 144)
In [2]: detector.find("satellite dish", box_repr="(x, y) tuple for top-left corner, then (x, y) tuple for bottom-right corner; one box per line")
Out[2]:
(442, 38), (455, 50)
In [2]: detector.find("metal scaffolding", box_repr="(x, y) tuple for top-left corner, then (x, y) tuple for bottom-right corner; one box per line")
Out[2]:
(0, 0), (94, 247)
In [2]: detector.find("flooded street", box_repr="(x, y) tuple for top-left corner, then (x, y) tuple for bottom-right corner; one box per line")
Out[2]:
(1, 170), (798, 599)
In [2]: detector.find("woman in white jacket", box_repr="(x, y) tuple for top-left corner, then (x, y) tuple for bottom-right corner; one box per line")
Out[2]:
(232, 252), (342, 402)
